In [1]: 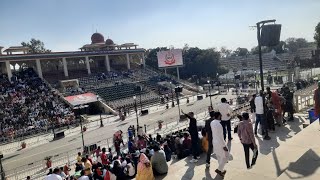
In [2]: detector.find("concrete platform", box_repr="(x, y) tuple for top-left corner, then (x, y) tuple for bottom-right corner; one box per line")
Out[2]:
(155, 115), (320, 180)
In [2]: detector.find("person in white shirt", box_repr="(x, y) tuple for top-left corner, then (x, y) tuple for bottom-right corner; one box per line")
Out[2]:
(77, 170), (90, 180)
(210, 112), (228, 178)
(45, 168), (63, 180)
(217, 98), (233, 141)
(254, 90), (271, 140)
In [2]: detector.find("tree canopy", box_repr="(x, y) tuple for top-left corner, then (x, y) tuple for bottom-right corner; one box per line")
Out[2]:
(21, 38), (51, 54)
(250, 37), (311, 54)
(232, 47), (249, 56)
(314, 22), (320, 48)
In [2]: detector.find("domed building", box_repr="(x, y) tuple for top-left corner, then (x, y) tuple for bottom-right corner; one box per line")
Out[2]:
(105, 38), (114, 45)
(91, 32), (105, 44)
(80, 33), (138, 52)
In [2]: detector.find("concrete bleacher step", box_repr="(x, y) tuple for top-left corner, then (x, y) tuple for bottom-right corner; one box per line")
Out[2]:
(244, 120), (320, 180)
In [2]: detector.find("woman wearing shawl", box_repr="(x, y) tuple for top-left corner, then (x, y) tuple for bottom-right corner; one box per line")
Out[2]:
(135, 153), (155, 180)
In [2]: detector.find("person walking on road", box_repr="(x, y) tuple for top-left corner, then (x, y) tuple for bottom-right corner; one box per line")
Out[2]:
(205, 111), (215, 167)
(182, 110), (200, 163)
(217, 98), (233, 141)
(210, 112), (228, 178)
(237, 112), (258, 169)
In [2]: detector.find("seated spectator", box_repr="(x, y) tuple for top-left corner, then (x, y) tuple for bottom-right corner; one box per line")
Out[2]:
(111, 160), (127, 180)
(128, 136), (136, 153)
(78, 170), (90, 180)
(125, 157), (136, 179)
(137, 135), (146, 150)
(81, 157), (92, 176)
(151, 145), (168, 176)
(136, 153), (155, 180)
(182, 132), (192, 157)
(101, 148), (109, 165)
(201, 128), (208, 153)
(59, 167), (67, 179)
(163, 142), (172, 162)
(45, 168), (62, 180)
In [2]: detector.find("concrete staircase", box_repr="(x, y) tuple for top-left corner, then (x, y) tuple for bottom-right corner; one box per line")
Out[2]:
(242, 118), (320, 180)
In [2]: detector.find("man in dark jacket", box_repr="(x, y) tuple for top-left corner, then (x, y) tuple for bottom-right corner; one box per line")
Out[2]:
(182, 110), (199, 163)
(205, 111), (215, 167)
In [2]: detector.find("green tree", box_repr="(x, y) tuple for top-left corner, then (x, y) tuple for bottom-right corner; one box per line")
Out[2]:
(232, 47), (249, 56)
(250, 46), (270, 54)
(219, 46), (232, 58)
(21, 38), (51, 54)
(145, 47), (168, 68)
(314, 22), (320, 48)
(285, 37), (309, 52)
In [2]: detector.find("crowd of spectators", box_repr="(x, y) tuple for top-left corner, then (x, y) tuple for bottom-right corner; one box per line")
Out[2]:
(0, 68), (74, 143)
(46, 124), (214, 180)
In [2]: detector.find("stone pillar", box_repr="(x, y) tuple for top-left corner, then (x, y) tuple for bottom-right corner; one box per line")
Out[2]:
(105, 55), (111, 72)
(85, 56), (91, 75)
(5, 61), (12, 81)
(141, 53), (145, 68)
(126, 54), (130, 70)
(176, 67), (180, 80)
(35, 59), (43, 78)
(62, 57), (69, 77)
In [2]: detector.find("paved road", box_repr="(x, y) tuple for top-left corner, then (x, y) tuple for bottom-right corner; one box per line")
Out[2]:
(2, 94), (235, 173)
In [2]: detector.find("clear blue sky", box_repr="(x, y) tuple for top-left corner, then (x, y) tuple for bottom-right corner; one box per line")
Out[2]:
(0, 0), (319, 52)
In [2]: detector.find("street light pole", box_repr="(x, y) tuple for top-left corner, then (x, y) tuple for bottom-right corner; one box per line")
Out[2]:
(74, 105), (88, 151)
(216, 73), (220, 94)
(175, 88), (181, 125)
(133, 96), (139, 135)
(97, 96), (103, 127)
(254, 70), (258, 93)
(170, 82), (175, 107)
(139, 87), (142, 112)
(256, 19), (276, 91)
(207, 80), (213, 108)
(0, 152), (4, 180)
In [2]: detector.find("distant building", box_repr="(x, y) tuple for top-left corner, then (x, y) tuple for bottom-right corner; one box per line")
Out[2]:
(0, 33), (146, 81)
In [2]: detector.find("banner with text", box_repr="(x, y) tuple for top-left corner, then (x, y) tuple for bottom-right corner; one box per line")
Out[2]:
(157, 49), (183, 68)
(64, 93), (97, 106)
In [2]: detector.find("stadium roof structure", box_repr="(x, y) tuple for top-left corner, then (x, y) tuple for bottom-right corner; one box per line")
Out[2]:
(0, 49), (145, 62)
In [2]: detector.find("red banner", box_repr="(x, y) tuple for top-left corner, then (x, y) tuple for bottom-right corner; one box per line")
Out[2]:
(64, 93), (97, 106)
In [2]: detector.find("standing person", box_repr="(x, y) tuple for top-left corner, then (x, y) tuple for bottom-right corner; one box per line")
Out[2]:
(266, 102), (276, 132)
(254, 90), (271, 140)
(314, 81), (320, 118)
(266, 87), (282, 126)
(205, 111), (215, 167)
(181, 110), (200, 163)
(210, 112), (228, 177)
(217, 98), (233, 141)
(250, 94), (256, 123)
(237, 112), (259, 169)
(283, 87), (294, 122)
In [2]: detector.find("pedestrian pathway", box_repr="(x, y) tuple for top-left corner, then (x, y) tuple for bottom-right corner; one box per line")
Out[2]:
(154, 114), (316, 180)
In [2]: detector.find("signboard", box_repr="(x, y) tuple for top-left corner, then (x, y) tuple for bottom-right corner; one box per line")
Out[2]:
(64, 93), (97, 106)
(157, 49), (183, 68)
